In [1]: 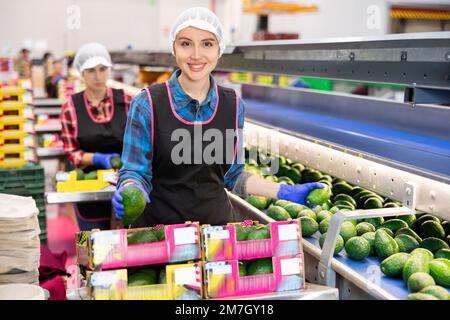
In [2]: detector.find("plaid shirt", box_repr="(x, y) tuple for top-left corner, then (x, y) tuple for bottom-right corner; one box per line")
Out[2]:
(118, 69), (245, 193)
(61, 89), (128, 167)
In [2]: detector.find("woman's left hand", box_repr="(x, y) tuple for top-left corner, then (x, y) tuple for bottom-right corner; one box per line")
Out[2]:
(92, 152), (120, 169)
(277, 182), (325, 206)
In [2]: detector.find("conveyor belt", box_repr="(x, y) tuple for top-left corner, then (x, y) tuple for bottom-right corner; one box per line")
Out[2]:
(305, 233), (450, 300)
(244, 99), (450, 178)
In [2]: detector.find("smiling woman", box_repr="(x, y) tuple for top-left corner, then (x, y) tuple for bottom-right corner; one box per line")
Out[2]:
(114, 7), (324, 228)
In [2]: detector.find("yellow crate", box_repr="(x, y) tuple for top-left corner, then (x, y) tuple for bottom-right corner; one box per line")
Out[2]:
(255, 74), (274, 85)
(229, 72), (253, 83)
(0, 87), (26, 102)
(0, 116), (25, 133)
(0, 131), (26, 148)
(0, 101), (26, 117)
(0, 145), (29, 168)
(56, 169), (115, 192)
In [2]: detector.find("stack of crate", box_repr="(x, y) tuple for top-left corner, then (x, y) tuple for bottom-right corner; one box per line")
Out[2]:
(76, 222), (203, 300)
(0, 165), (46, 244)
(0, 80), (44, 243)
(201, 219), (306, 299)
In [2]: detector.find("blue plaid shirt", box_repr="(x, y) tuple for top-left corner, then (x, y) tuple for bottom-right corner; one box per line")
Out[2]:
(118, 70), (245, 194)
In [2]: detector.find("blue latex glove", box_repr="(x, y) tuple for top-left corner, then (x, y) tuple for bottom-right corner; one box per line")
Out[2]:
(277, 182), (325, 207)
(112, 183), (150, 220)
(92, 152), (120, 169)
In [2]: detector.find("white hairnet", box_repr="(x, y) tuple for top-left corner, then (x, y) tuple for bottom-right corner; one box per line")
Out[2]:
(73, 42), (112, 74)
(169, 7), (225, 57)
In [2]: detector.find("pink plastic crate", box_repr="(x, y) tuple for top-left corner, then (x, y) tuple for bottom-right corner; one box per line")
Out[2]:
(204, 254), (305, 299)
(76, 222), (201, 271)
(202, 220), (302, 262)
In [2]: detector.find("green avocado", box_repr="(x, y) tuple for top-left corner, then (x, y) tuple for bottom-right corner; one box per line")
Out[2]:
(305, 186), (331, 206)
(267, 206), (291, 221)
(122, 186), (147, 226)
(128, 268), (158, 286)
(110, 156), (123, 170)
(127, 230), (159, 245)
(246, 258), (273, 276)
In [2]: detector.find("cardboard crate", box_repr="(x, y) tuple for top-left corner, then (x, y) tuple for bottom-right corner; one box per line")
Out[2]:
(201, 219), (302, 262)
(76, 222), (201, 271)
(203, 254), (305, 299)
(86, 262), (202, 300)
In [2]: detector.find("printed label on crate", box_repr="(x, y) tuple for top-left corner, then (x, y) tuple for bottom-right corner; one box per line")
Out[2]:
(19, 80), (32, 90)
(278, 224), (299, 241)
(91, 271), (118, 287)
(212, 264), (232, 275)
(101, 171), (116, 183)
(280, 257), (301, 276)
(174, 267), (197, 285)
(92, 230), (121, 246)
(173, 226), (197, 245)
(209, 229), (230, 240)
(23, 122), (34, 133)
(23, 93), (33, 104)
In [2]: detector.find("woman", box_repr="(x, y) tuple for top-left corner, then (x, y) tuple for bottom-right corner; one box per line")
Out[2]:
(61, 42), (129, 231)
(113, 7), (322, 227)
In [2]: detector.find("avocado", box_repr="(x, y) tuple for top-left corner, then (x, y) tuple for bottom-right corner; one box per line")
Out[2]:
(406, 293), (439, 300)
(297, 209), (317, 220)
(428, 258), (450, 287)
(383, 202), (400, 208)
(381, 252), (411, 277)
(128, 268), (158, 286)
(331, 182), (353, 195)
(374, 229), (399, 260)
(110, 157), (123, 170)
(403, 249), (433, 281)
(276, 164), (291, 178)
(246, 258), (273, 275)
(345, 236), (371, 260)
(329, 206), (340, 214)
(319, 217), (332, 234)
(291, 163), (305, 172)
(363, 197), (383, 209)
(152, 227), (165, 241)
(394, 234), (420, 253)
(419, 285), (450, 300)
(84, 170), (98, 180)
(411, 248), (434, 260)
(73, 169), (85, 180)
(319, 233), (344, 255)
(356, 222), (376, 236)
(274, 200), (292, 208)
(435, 248), (450, 260)
(235, 225), (248, 241)
(378, 219), (409, 234)
(246, 195), (269, 210)
(264, 175), (278, 182)
(340, 221), (357, 243)
(333, 200), (356, 210)
(284, 203), (305, 219)
(267, 206), (291, 221)
(348, 186), (365, 197)
(413, 214), (441, 231)
(305, 186), (332, 207)
(378, 227), (394, 238)
(238, 261), (247, 277)
(395, 227), (422, 244)
(361, 232), (376, 255)
(247, 226), (271, 240)
(286, 168), (302, 183)
(396, 214), (416, 227)
(420, 237), (449, 254)
(320, 175), (333, 182)
(407, 272), (436, 293)
(317, 210), (333, 223)
(122, 186), (147, 226)
(363, 217), (384, 228)
(301, 169), (322, 183)
(277, 176), (295, 185)
(333, 194), (356, 207)
(420, 220), (445, 239)
(300, 216), (319, 237)
(442, 221), (450, 236)
(127, 230), (159, 245)
(158, 268), (166, 284)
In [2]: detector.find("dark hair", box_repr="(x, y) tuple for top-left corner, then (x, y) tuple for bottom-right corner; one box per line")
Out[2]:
(43, 52), (52, 61)
(21, 48), (30, 54)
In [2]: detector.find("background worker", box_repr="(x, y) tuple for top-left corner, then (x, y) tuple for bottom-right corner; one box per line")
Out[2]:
(61, 42), (130, 231)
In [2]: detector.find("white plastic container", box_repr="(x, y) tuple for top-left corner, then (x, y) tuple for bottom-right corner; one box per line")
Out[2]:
(0, 284), (45, 300)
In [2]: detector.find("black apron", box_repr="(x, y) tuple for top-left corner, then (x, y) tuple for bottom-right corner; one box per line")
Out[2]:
(132, 82), (238, 227)
(72, 88), (127, 221)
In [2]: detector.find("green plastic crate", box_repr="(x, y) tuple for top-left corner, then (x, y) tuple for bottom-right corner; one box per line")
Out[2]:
(0, 165), (45, 195)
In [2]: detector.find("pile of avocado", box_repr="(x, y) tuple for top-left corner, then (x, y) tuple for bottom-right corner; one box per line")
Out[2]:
(243, 146), (450, 300)
(238, 258), (273, 277)
(127, 228), (165, 245)
(73, 169), (98, 181)
(235, 224), (271, 241)
(127, 265), (167, 286)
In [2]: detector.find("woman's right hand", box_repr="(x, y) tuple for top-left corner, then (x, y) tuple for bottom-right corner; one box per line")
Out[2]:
(112, 183), (149, 220)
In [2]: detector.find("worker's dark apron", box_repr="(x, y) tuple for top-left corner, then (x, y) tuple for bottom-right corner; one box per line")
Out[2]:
(132, 82), (238, 227)
(71, 88), (127, 222)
